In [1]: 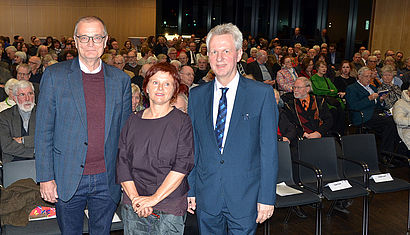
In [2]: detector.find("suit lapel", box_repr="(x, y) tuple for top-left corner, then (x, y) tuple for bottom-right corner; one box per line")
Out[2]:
(29, 107), (36, 135)
(104, 64), (116, 143)
(11, 106), (21, 135)
(205, 81), (218, 149)
(224, 76), (247, 149)
(68, 59), (87, 129)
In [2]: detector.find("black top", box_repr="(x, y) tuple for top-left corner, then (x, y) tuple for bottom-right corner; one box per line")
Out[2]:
(116, 108), (194, 216)
(333, 75), (356, 92)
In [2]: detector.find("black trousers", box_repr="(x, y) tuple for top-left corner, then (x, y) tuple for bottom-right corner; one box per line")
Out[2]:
(364, 111), (399, 154)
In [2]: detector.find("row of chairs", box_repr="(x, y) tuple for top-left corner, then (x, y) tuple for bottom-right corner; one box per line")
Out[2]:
(264, 134), (409, 235)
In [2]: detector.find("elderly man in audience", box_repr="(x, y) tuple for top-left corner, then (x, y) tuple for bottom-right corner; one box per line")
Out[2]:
(16, 64), (40, 101)
(366, 55), (382, 88)
(194, 57), (209, 84)
(0, 78), (18, 112)
(352, 52), (365, 71)
(178, 51), (189, 66)
(173, 92), (188, 113)
(28, 56), (42, 83)
(246, 50), (276, 85)
(113, 55), (135, 78)
(0, 80), (36, 163)
(167, 47), (178, 62)
(378, 65), (402, 110)
(5, 46), (17, 65)
(124, 50), (140, 76)
(282, 77), (333, 140)
(346, 66), (401, 157)
(187, 42), (197, 65)
(393, 83), (410, 151)
(398, 57), (410, 84)
(28, 37), (41, 56)
(180, 65), (196, 90)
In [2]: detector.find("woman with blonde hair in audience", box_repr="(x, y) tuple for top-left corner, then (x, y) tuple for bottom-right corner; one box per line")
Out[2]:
(393, 83), (410, 151)
(116, 62), (194, 234)
(196, 43), (208, 64)
(378, 65), (402, 110)
(36, 45), (49, 59)
(131, 83), (144, 113)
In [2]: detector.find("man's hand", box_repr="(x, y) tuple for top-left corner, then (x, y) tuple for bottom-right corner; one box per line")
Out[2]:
(263, 80), (276, 85)
(282, 137), (290, 143)
(13, 137), (23, 144)
(256, 203), (275, 223)
(40, 180), (58, 203)
(368, 93), (378, 101)
(187, 197), (196, 214)
(303, 131), (321, 139)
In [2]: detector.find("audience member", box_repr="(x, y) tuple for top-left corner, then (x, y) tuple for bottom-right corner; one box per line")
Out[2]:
(299, 57), (316, 79)
(378, 65), (401, 110)
(0, 78), (18, 112)
(131, 83), (144, 113)
(178, 51), (188, 66)
(180, 65), (196, 89)
(194, 57), (209, 84)
(291, 27), (307, 46)
(187, 42), (197, 65)
(0, 80), (36, 163)
(352, 52), (365, 71)
(196, 43), (208, 64)
(277, 56), (299, 93)
(124, 50), (140, 76)
(333, 60), (357, 98)
(167, 47), (177, 61)
(346, 67), (400, 156)
(132, 63), (152, 89)
(246, 50), (276, 85)
(393, 84), (410, 150)
(113, 55), (135, 78)
(247, 47), (258, 64)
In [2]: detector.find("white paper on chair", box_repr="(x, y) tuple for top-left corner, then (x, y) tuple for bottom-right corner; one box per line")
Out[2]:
(325, 180), (352, 191)
(370, 173), (393, 183)
(84, 209), (121, 223)
(276, 182), (303, 196)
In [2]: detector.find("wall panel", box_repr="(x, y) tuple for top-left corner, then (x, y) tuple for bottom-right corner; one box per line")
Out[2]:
(371, 0), (409, 57)
(0, 0), (156, 45)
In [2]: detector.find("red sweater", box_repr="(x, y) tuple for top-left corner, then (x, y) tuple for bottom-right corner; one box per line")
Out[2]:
(82, 69), (106, 175)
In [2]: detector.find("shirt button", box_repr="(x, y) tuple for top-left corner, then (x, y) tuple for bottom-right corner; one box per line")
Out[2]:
(80, 165), (84, 168)
(84, 142), (88, 146)
(220, 160), (224, 164)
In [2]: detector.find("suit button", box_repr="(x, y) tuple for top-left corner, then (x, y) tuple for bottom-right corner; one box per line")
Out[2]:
(220, 160), (224, 164)
(84, 142), (88, 146)
(80, 165), (84, 168)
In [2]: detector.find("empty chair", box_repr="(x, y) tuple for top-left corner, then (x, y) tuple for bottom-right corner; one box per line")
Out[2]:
(264, 141), (322, 235)
(298, 137), (369, 235)
(341, 134), (409, 233)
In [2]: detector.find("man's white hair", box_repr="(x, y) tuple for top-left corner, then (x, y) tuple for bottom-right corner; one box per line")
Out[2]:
(206, 23), (243, 51)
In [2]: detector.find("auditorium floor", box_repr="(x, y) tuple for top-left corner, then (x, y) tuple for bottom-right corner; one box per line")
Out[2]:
(109, 165), (408, 235)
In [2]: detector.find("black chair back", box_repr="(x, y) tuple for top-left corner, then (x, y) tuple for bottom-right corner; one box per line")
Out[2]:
(277, 141), (295, 185)
(298, 137), (340, 183)
(341, 134), (380, 177)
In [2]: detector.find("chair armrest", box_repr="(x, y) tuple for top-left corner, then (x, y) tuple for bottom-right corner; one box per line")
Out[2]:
(338, 156), (370, 188)
(293, 159), (323, 196)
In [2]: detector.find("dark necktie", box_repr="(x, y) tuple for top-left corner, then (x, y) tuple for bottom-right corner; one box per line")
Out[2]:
(215, 87), (229, 152)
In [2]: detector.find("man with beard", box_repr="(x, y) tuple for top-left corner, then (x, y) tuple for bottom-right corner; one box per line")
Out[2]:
(0, 80), (36, 163)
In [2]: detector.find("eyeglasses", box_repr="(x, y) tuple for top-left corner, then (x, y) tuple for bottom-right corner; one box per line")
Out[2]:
(368, 60), (377, 63)
(17, 72), (31, 77)
(293, 86), (309, 90)
(75, 35), (106, 44)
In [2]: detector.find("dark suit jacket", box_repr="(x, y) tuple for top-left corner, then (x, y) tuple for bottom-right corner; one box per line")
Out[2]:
(345, 82), (383, 125)
(187, 76), (278, 218)
(0, 105), (36, 163)
(35, 58), (132, 202)
(245, 61), (275, 82)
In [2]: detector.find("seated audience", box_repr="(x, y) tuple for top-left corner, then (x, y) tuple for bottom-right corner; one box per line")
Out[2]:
(393, 84), (410, 151)
(180, 65), (196, 90)
(277, 56), (299, 93)
(378, 65), (402, 110)
(178, 51), (188, 66)
(346, 67), (401, 156)
(131, 83), (144, 113)
(0, 78), (18, 112)
(352, 52), (365, 71)
(0, 80), (36, 163)
(124, 50), (141, 76)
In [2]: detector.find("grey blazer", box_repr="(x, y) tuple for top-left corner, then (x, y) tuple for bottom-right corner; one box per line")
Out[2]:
(0, 105), (36, 163)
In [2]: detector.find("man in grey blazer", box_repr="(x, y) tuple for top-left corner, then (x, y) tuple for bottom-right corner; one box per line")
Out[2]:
(35, 16), (131, 234)
(0, 80), (36, 163)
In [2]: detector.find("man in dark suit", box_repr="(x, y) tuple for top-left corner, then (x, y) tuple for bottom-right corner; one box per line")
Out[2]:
(35, 16), (131, 234)
(327, 44), (341, 68)
(346, 67), (399, 155)
(187, 42), (197, 66)
(0, 80), (36, 163)
(245, 49), (276, 85)
(187, 23), (278, 234)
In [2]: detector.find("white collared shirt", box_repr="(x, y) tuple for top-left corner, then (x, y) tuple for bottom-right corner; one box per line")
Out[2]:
(79, 58), (102, 74)
(358, 81), (376, 103)
(213, 72), (240, 153)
